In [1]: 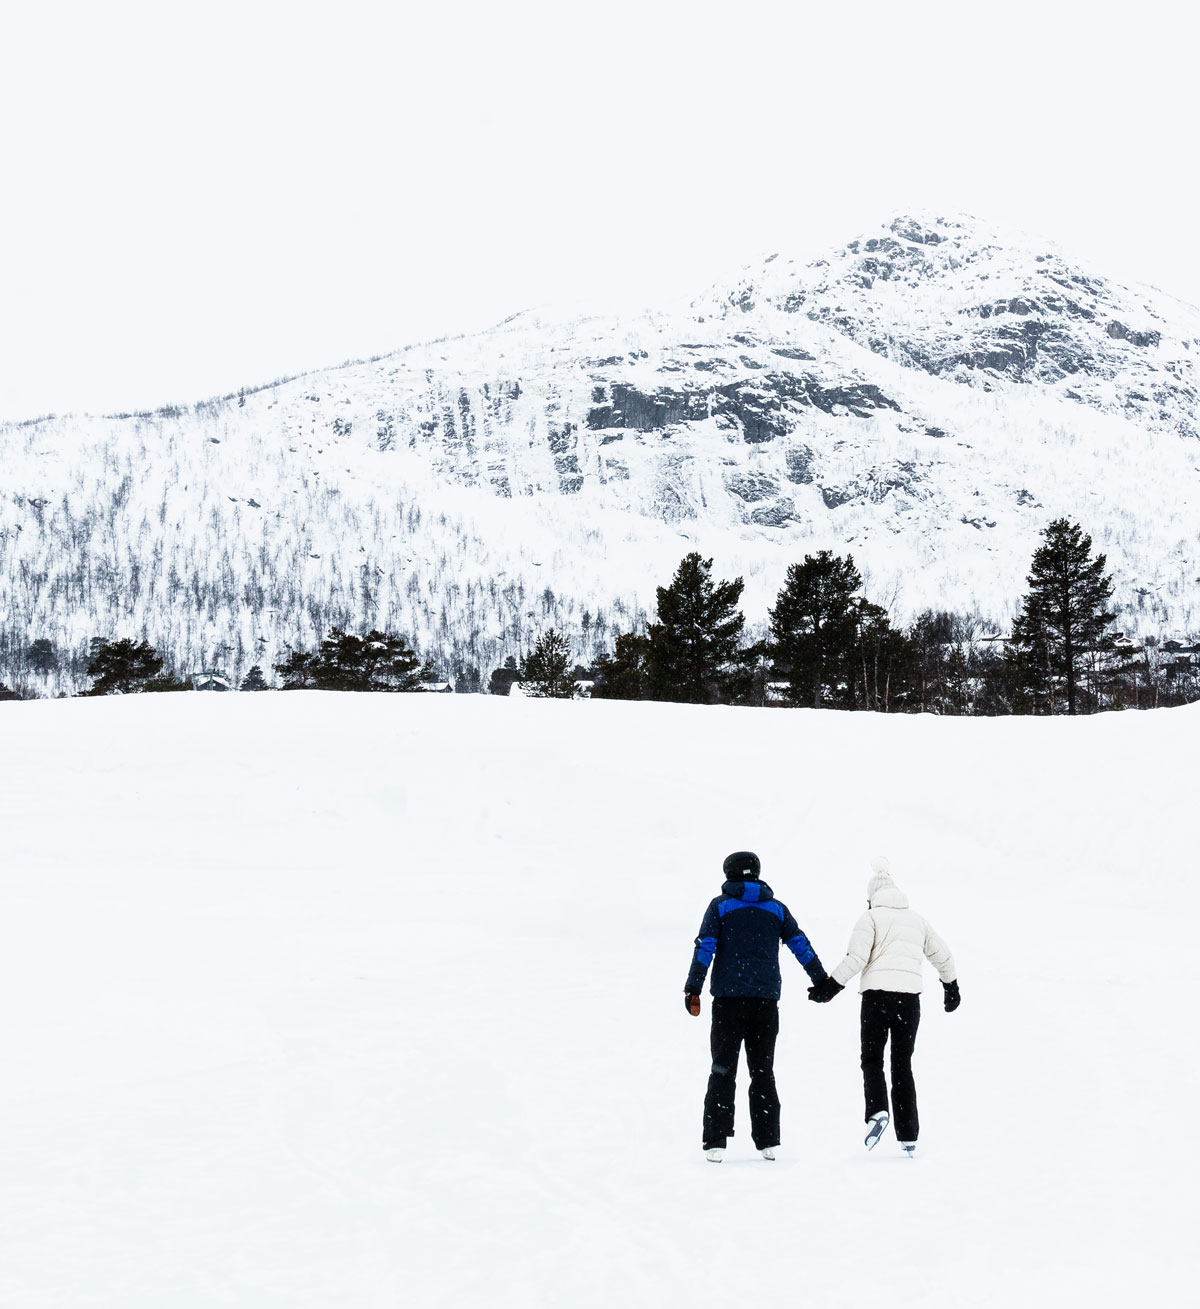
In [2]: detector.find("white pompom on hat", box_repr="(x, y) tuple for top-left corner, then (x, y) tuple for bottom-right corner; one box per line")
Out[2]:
(867, 855), (893, 901)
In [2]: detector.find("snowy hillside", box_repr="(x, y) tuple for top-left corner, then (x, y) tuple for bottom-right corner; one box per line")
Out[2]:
(0, 692), (1194, 1306)
(3, 213), (1200, 689)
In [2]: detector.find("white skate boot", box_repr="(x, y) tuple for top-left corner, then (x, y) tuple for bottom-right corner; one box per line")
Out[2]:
(864, 1111), (890, 1151)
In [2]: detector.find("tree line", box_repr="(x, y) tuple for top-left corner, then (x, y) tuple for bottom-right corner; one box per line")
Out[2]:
(581, 518), (1199, 715)
(4, 518), (1198, 713)
(0, 629), (437, 699)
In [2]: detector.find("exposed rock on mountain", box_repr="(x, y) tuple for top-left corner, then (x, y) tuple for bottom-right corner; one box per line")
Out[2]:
(724, 214), (1197, 440)
(3, 212), (1198, 688)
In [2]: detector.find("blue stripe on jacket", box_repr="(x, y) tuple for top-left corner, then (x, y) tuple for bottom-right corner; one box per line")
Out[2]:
(786, 932), (815, 967)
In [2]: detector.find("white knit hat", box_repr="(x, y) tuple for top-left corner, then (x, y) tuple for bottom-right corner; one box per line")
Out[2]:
(866, 855), (893, 901)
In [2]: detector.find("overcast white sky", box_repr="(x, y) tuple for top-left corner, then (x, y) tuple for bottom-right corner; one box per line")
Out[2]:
(1, 0), (1196, 421)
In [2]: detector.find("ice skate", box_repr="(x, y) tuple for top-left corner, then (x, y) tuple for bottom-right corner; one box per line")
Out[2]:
(864, 1110), (890, 1150)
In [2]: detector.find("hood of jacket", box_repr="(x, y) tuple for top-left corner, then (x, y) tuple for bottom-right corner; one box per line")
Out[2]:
(721, 878), (775, 904)
(868, 881), (910, 911)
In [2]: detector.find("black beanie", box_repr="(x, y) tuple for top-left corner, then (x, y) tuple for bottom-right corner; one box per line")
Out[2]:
(723, 850), (761, 880)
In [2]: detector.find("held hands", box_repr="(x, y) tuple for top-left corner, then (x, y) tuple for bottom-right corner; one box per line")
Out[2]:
(943, 979), (961, 1013)
(684, 992), (701, 1017)
(807, 977), (844, 1004)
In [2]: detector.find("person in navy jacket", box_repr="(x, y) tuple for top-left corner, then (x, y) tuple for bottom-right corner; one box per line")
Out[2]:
(684, 851), (830, 1160)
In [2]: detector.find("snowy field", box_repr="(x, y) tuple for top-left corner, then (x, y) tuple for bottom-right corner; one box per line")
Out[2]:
(0, 693), (1196, 1308)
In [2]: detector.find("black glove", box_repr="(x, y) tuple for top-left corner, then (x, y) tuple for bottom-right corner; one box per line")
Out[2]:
(807, 976), (844, 1004)
(685, 992), (701, 1017)
(943, 979), (961, 1013)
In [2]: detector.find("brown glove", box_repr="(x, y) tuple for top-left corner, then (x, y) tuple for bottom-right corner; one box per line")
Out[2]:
(685, 992), (701, 1017)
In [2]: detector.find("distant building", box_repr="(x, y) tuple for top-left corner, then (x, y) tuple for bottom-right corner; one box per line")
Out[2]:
(417, 681), (453, 693)
(194, 671), (231, 692)
(1161, 639), (1198, 665)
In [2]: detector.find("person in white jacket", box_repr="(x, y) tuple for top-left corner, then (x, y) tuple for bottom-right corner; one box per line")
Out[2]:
(808, 857), (960, 1156)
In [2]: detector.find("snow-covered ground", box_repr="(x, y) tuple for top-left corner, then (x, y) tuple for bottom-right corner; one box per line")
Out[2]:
(0, 693), (1195, 1307)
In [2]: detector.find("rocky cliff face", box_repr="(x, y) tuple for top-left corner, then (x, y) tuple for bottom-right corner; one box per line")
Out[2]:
(332, 211), (1199, 542)
(723, 214), (1197, 439)
(3, 212), (1199, 687)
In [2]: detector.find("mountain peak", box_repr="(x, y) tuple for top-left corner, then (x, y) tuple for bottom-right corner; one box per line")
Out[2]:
(3, 213), (1200, 693)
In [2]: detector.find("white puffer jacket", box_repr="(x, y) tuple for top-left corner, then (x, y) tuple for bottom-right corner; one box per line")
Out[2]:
(830, 880), (956, 995)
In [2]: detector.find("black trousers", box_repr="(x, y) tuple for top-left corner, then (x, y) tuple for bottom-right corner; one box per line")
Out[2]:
(703, 997), (780, 1150)
(861, 990), (921, 1142)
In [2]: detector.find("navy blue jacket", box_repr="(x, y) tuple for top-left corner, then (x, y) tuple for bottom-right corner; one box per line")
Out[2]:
(685, 879), (828, 1000)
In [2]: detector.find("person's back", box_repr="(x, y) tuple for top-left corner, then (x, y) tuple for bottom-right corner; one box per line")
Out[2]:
(809, 857), (960, 1156)
(694, 877), (813, 999)
(684, 851), (829, 1161)
(832, 880), (955, 995)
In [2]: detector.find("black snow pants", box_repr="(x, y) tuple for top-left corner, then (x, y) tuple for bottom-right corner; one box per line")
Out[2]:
(861, 990), (921, 1142)
(703, 997), (780, 1150)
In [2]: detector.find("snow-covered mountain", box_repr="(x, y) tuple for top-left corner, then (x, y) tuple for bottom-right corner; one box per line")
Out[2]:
(3, 212), (1199, 689)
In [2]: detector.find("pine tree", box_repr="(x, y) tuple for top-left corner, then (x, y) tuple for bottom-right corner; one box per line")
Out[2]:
(414, 660), (443, 688)
(273, 629), (424, 691)
(313, 628), (424, 691)
(644, 553), (748, 704)
(452, 661), (482, 694)
(1009, 518), (1117, 715)
(488, 656), (521, 696)
(83, 638), (166, 695)
(976, 642), (1020, 717)
(768, 551), (862, 708)
(241, 665), (268, 691)
(852, 600), (916, 712)
(27, 639), (57, 675)
(908, 610), (956, 713)
(945, 645), (971, 715)
(519, 629), (576, 698)
(591, 632), (651, 700)
(274, 649), (321, 689)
